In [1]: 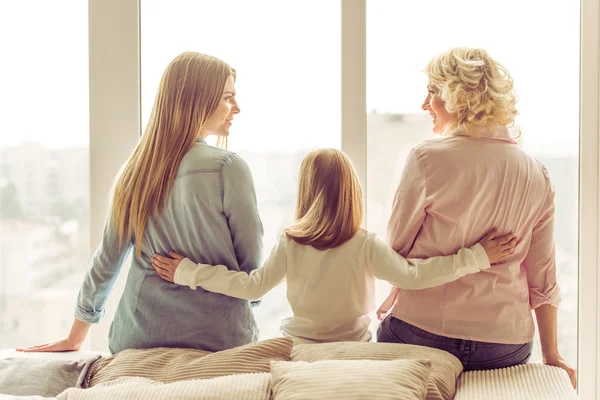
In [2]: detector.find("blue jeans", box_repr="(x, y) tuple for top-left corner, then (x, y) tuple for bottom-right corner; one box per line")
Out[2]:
(377, 316), (532, 371)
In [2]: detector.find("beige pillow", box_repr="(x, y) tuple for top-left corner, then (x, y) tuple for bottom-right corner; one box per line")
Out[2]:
(60, 373), (271, 400)
(291, 342), (463, 400)
(87, 337), (293, 387)
(271, 359), (431, 400)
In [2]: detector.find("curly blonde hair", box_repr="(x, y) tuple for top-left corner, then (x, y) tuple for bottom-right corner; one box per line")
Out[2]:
(426, 47), (518, 136)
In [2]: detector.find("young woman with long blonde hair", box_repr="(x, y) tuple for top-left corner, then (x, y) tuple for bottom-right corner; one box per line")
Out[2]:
(152, 148), (515, 344)
(18, 52), (263, 354)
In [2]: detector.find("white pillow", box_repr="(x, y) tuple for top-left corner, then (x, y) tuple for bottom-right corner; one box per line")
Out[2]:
(271, 359), (431, 400)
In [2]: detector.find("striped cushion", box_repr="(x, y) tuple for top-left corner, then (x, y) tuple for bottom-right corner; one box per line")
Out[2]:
(455, 363), (577, 400)
(271, 359), (431, 400)
(291, 342), (462, 400)
(59, 374), (272, 400)
(86, 337), (293, 387)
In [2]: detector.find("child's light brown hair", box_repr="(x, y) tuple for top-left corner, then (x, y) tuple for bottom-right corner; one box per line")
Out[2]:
(285, 148), (364, 250)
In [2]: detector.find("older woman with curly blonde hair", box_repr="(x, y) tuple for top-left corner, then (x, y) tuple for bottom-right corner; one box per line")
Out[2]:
(376, 48), (576, 387)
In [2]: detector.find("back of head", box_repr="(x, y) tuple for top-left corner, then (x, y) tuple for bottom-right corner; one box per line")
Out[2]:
(111, 52), (235, 257)
(426, 47), (518, 136)
(285, 148), (364, 250)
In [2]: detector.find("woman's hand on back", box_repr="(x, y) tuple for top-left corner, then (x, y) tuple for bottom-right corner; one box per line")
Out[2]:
(479, 228), (518, 264)
(152, 252), (186, 283)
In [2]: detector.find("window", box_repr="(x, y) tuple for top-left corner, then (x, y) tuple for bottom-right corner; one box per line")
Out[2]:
(5, 2), (598, 394)
(366, 0), (579, 366)
(140, 0), (341, 339)
(0, 1), (89, 348)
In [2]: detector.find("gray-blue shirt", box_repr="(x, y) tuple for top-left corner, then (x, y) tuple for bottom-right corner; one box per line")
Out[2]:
(75, 138), (263, 353)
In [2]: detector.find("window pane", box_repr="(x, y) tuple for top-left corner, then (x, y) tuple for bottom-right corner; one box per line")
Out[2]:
(141, 0), (341, 340)
(0, 2), (89, 347)
(367, 0), (579, 366)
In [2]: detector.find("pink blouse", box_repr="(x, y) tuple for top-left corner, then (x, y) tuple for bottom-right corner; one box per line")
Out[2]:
(377, 125), (561, 344)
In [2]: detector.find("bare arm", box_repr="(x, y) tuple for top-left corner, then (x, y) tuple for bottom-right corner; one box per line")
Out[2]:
(18, 203), (131, 352)
(524, 164), (575, 388)
(535, 304), (559, 360)
(535, 304), (576, 388)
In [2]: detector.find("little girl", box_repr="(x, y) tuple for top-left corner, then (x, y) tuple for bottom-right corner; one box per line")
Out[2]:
(152, 148), (516, 343)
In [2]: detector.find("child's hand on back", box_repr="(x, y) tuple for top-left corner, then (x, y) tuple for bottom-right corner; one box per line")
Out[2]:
(152, 252), (186, 283)
(478, 228), (518, 264)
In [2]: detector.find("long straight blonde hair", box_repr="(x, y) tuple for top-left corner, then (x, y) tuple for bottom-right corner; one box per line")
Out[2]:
(285, 148), (364, 250)
(110, 52), (235, 257)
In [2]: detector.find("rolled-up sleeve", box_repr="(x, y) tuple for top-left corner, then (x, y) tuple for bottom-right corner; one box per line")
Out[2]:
(523, 169), (561, 309)
(75, 208), (132, 323)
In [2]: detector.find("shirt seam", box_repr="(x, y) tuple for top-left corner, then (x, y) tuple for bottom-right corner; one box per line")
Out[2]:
(413, 146), (448, 329)
(220, 153), (239, 213)
(533, 160), (554, 224)
(412, 147), (429, 203)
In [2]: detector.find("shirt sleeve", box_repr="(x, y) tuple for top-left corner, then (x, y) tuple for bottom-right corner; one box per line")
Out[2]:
(222, 153), (264, 274)
(387, 148), (431, 256)
(367, 234), (490, 289)
(75, 206), (132, 323)
(523, 165), (561, 309)
(174, 233), (288, 300)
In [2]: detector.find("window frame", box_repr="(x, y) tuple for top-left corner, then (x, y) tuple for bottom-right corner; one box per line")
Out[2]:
(342, 0), (367, 221)
(89, 0), (599, 396)
(579, 0), (600, 397)
(88, 0), (140, 351)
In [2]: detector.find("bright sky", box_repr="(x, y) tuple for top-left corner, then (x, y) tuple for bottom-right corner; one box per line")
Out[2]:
(0, 1), (580, 155)
(367, 0), (580, 155)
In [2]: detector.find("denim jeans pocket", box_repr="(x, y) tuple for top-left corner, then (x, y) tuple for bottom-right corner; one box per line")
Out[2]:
(384, 318), (463, 362)
(467, 342), (533, 371)
(376, 316), (407, 344)
(392, 318), (456, 344)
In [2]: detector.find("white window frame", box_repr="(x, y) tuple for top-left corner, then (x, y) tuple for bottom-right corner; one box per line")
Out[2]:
(579, 0), (600, 397)
(89, 0), (599, 396)
(88, 0), (140, 351)
(342, 0), (367, 222)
